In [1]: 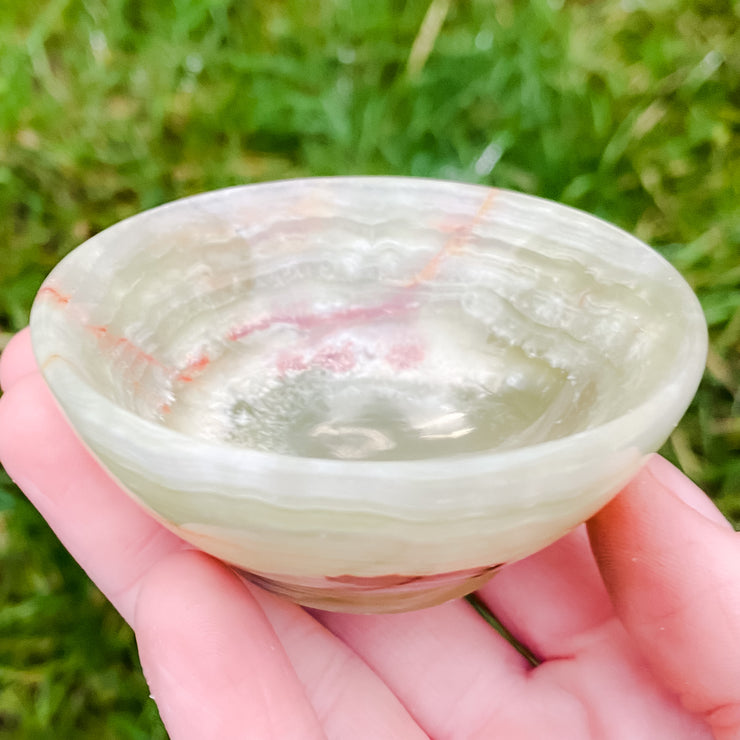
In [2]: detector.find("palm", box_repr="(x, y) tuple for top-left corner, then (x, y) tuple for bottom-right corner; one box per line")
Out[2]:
(2, 329), (737, 739)
(232, 530), (710, 739)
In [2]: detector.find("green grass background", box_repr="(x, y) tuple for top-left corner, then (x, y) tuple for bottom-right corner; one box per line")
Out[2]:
(0, 0), (738, 736)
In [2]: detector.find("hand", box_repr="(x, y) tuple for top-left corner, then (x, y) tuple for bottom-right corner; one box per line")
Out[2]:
(1, 328), (738, 740)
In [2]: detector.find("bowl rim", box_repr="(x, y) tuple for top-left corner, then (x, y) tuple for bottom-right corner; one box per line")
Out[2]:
(29, 176), (708, 487)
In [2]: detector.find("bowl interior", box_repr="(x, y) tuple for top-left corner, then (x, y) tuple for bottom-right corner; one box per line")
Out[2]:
(35, 179), (700, 464)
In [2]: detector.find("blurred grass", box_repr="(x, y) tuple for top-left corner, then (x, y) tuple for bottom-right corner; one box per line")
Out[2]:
(0, 0), (738, 736)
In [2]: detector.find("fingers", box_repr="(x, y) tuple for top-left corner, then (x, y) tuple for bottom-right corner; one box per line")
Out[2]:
(644, 454), (734, 530)
(0, 336), (427, 738)
(0, 370), (186, 624)
(246, 585), (428, 739)
(314, 601), (548, 737)
(0, 328), (36, 391)
(134, 550), (326, 740)
(136, 553), (428, 740)
(588, 456), (740, 740)
(462, 453), (735, 666)
(475, 526), (614, 661)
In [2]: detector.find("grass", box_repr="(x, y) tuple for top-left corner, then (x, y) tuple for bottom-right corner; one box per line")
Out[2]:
(0, 0), (738, 735)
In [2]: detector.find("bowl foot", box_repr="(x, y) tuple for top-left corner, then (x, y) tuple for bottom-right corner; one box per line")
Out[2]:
(235, 562), (504, 614)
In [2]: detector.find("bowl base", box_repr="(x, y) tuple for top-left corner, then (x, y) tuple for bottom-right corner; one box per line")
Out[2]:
(235, 562), (504, 614)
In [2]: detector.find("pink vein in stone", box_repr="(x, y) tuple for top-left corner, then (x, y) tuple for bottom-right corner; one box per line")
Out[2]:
(38, 285), (71, 304)
(406, 188), (497, 286)
(39, 278), (424, 417)
(88, 325), (166, 372)
(226, 295), (418, 342)
(37, 187), (497, 416)
(229, 295), (421, 378)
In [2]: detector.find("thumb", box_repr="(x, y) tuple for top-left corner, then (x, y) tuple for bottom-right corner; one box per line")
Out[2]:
(0, 328), (37, 393)
(588, 455), (740, 740)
